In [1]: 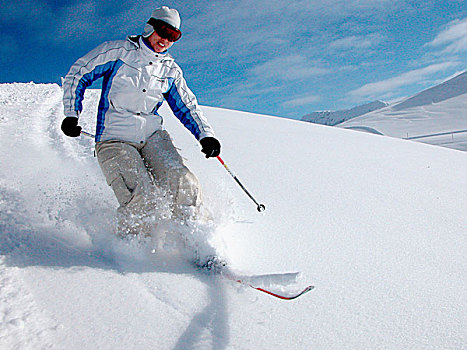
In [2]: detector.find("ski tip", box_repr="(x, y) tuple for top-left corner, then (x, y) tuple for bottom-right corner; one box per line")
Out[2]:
(254, 284), (315, 300)
(286, 284), (315, 300)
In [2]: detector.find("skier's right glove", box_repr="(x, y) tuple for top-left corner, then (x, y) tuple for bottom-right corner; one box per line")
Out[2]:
(61, 117), (82, 137)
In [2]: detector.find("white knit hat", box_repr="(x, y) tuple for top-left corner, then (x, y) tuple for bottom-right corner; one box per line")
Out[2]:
(142, 6), (181, 38)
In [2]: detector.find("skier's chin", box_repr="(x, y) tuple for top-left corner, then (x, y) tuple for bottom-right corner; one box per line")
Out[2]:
(155, 44), (165, 52)
(154, 41), (170, 53)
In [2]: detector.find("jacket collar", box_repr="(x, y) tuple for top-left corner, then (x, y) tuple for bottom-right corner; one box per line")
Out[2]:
(127, 35), (173, 60)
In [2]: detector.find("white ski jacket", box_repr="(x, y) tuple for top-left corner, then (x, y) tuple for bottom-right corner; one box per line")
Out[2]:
(62, 36), (215, 143)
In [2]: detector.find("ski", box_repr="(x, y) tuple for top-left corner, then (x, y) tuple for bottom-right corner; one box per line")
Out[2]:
(196, 257), (314, 300)
(251, 285), (314, 300)
(228, 274), (314, 300)
(220, 270), (315, 300)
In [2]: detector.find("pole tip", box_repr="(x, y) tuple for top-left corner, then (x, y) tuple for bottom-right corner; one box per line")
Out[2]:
(257, 204), (266, 212)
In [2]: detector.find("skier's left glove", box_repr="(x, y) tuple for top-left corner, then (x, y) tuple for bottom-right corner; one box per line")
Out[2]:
(200, 137), (221, 158)
(61, 117), (82, 137)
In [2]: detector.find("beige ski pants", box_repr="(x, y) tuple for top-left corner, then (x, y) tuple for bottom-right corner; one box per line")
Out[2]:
(95, 130), (202, 236)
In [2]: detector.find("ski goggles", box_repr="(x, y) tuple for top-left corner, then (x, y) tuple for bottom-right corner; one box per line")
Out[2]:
(148, 18), (182, 42)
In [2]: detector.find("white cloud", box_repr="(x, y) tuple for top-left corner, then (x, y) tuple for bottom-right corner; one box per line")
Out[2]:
(427, 17), (467, 53)
(281, 95), (321, 108)
(180, 0), (402, 58)
(329, 33), (384, 50)
(349, 62), (459, 99)
(251, 55), (330, 82)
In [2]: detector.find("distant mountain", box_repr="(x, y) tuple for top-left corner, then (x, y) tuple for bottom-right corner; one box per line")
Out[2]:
(392, 70), (467, 110)
(301, 100), (388, 126)
(338, 70), (467, 151)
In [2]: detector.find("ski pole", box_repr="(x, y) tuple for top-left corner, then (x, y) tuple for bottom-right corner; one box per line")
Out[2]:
(80, 130), (95, 138)
(80, 131), (265, 212)
(216, 156), (266, 212)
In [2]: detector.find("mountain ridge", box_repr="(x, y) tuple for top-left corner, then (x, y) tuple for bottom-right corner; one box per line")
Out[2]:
(301, 100), (388, 126)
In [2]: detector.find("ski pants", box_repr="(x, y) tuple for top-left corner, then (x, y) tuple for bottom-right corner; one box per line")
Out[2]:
(95, 129), (202, 235)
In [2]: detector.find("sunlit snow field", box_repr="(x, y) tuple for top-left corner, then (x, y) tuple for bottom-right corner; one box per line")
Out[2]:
(0, 83), (466, 349)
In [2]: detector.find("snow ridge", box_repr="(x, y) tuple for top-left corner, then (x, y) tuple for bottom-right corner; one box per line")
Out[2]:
(393, 70), (467, 110)
(301, 100), (388, 126)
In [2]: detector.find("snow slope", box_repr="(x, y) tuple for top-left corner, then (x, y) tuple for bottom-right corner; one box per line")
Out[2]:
(0, 83), (466, 349)
(339, 71), (467, 151)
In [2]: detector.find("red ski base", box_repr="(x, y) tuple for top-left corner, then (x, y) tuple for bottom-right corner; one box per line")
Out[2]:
(222, 272), (315, 300)
(252, 284), (315, 300)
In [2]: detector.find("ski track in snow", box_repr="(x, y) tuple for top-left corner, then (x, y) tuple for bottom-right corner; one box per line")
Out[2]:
(0, 84), (252, 349)
(0, 83), (466, 349)
(0, 256), (59, 349)
(0, 84), (64, 349)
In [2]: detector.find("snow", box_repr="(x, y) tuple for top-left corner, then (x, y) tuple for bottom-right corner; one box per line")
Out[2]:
(339, 71), (467, 151)
(0, 82), (466, 349)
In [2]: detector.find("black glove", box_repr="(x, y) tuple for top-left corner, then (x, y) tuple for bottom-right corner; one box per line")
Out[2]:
(61, 117), (82, 137)
(200, 137), (221, 158)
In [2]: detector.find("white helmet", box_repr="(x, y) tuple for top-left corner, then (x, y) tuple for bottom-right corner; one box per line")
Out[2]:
(142, 6), (181, 38)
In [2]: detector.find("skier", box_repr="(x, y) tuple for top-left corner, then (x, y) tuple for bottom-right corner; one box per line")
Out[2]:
(60, 6), (221, 243)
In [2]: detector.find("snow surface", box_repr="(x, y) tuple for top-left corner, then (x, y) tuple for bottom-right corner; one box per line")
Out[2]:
(339, 71), (467, 151)
(0, 83), (466, 349)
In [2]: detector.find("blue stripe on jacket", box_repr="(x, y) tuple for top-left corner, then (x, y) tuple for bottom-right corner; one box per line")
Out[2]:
(73, 60), (124, 142)
(163, 78), (202, 140)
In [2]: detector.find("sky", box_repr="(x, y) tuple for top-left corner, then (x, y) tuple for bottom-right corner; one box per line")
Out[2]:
(1, 0), (466, 119)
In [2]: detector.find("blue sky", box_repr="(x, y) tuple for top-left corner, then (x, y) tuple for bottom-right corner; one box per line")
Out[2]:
(1, 0), (466, 119)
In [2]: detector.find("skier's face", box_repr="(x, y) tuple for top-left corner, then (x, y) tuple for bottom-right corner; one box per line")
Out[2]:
(148, 31), (175, 53)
